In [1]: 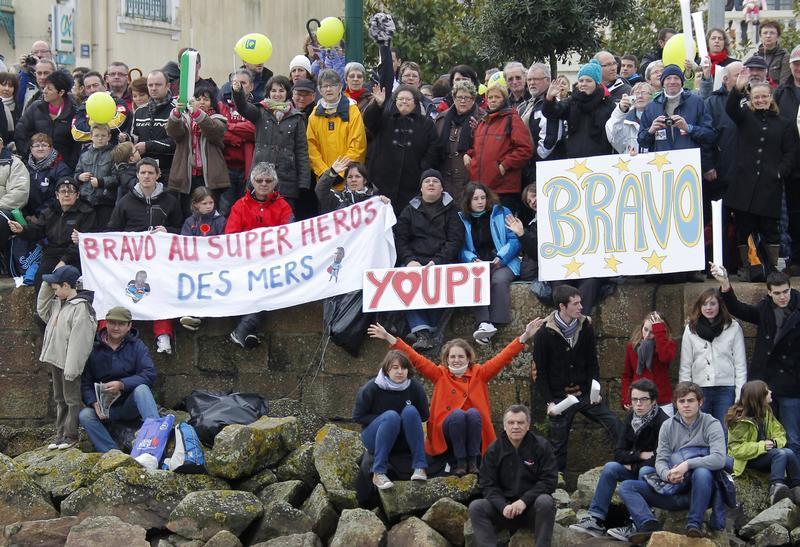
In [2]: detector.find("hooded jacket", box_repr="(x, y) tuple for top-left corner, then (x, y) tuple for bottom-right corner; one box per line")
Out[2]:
(233, 87), (310, 199)
(728, 411), (789, 476)
(81, 328), (156, 406)
(0, 148), (30, 211)
(75, 144), (117, 206)
(166, 108), (230, 194)
(394, 192), (465, 266)
(224, 190), (293, 234)
(130, 93), (176, 174)
(679, 320), (747, 399)
(19, 198), (96, 264)
(458, 205), (521, 276)
(107, 181), (183, 233)
(466, 106), (533, 195)
(37, 285), (97, 381)
(307, 95), (367, 177)
(16, 96), (81, 169)
(24, 156), (70, 218)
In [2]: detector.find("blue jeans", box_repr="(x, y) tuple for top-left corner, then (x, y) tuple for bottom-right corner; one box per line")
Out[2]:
(748, 448), (800, 487)
(78, 384), (160, 453)
(775, 397), (800, 458)
(619, 467), (715, 529)
(406, 309), (443, 334)
(701, 386), (735, 425)
(588, 462), (656, 520)
(443, 408), (482, 460)
(360, 406), (427, 473)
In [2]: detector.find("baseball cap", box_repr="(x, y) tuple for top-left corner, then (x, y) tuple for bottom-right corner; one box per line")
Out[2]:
(791, 45), (800, 63)
(292, 79), (316, 93)
(744, 55), (769, 70)
(55, 177), (79, 194)
(42, 265), (81, 286)
(106, 306), (132, 322)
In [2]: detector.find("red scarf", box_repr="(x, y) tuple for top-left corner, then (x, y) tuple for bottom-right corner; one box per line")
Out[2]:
(346, 87), (367, 101)
(709, 50), (728, 77)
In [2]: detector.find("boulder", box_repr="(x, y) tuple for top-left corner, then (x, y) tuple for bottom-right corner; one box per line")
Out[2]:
(329, 508), (386, 547)
(312, 424), (363, 511)
(791, 525), (800, 543)
(85, 450), (140, 483)
(0, 516), (79, 546)
(645, 531), (718, 546)
(551, 522), (601, 547)
(0, 462), (58, 525)
(275, 443), (319, 489)
(234, 468), (278, 494)
(160, 533), (205, 547)
(463, 519), (509, 547)
(202, 530), (242, 547)
(739, 498), (800, 540)
(252, 532), (323, 547)
(571, 465), (621, 509)
(750, 523), (791, 547)
(301, 484), (339, 541)
(64, 515), (148, 547)
(166, 490), (263, 540)
(244, 501), (313, 544)
(0, 425), (56, 457)
(555, 507), (577, 526)
(387, 517), (449, 546)
(551, 488), (572, 509)
(13, 447), (101, 500)
(60, 467), (228, 530)
(379, 474), (480, 522)
(257, 480), (308, 508)
(267, 399), (327, 444)
(509, 529), (535, 547)
(733, 471), (771, 523)
(205, 417), (300, 480)
(421, 497), (468, 545)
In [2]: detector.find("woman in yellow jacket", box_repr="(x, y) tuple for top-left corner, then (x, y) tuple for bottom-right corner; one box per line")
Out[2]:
(726, 380), (800, 505)
(306, 69), (367, 186)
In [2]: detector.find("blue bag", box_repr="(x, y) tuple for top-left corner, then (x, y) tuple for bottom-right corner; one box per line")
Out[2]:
(130, 414), (174, 469)
(162, 422), (205, 474)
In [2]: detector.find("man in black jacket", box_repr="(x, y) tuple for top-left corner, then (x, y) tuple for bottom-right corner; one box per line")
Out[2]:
(713, 266), (800, 457)
(124, 70), (176, 182)
(469, 404), (557, 547)
(393, 169), (465, 350)
(570, 379), (669, 538)
(532, 284), (622, 473)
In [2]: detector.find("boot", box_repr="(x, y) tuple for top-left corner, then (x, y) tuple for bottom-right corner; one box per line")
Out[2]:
(767, 244), (781, 273)
(737, 245), (750, 282)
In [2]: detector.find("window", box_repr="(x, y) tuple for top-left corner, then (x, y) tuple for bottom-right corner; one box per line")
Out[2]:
(125, 0), (168, 22)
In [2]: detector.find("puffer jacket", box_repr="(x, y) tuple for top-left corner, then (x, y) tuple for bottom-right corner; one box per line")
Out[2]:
(679, 320), (747, 399)
(233, 88), (310, 199)
(458, 204), (521, 276)
(74, 144), (117, 206)
(37, 285), (97, 381)
(15, 96), (81, 168)
(107, 181), (183, 233)
(180, 210), (226, 236)
(728, 412), (789, 476)
(224, 190), (293, 234)
(166, 108), (230, 194)
(394, 192), (465, 266)
(24, 156), (70, 218)
(19, 199), (96, 265)
(0, 149), (30, 210)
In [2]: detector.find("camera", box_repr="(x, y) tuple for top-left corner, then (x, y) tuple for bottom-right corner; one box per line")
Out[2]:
(664, 117), (674, 128)
(23, 55), (38, 68)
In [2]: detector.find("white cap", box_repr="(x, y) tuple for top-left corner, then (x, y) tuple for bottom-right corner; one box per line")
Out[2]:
(289, 54), (312, 74)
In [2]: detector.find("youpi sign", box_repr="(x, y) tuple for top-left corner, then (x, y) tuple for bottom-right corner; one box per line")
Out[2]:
(536, 149), (705, 281)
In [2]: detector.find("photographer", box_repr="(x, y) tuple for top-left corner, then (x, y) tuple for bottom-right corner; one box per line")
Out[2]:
(16, 42), (54, 112)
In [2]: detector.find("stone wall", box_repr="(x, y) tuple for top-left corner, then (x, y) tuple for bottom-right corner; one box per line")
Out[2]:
(0, 279), (768, 482)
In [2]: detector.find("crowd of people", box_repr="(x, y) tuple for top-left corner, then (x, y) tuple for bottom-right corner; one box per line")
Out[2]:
(3, 12), (800, 544)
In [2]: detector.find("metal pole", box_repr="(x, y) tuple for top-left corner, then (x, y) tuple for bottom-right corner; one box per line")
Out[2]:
(708, 0), (725, 31)
(345, 0), (363, 63)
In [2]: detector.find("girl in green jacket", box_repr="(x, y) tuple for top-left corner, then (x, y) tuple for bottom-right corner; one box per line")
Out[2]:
(726, 380), (800, 505)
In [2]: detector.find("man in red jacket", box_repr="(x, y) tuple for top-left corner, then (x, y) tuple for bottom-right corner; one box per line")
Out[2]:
(225, 162), (293, 348)
(217, 69), (256, 216)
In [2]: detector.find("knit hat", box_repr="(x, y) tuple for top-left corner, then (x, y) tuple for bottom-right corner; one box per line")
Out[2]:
(419, 169), (443, 184)
(577, 60), (602, 84)
(289, 55), (312, 75)
(660, 64), (685, 85)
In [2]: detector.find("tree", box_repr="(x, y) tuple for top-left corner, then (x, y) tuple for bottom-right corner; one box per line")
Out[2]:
(471, 0), (632, 76)
(363, 0), (489, 83)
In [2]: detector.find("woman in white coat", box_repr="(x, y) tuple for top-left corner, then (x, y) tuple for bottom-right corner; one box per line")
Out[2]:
(680, 287), (747, 427)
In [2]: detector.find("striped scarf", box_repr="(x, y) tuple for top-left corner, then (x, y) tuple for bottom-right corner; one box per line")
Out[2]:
(554, 313), (579, 346)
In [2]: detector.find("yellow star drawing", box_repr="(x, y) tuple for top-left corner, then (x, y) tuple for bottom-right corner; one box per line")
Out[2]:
(604, 255), (622, 272)
(648, 152), (671, 171)
(642, 251), (667, 272)
(612, 157), (631, 173)
(567, 159), (592, 180)
(563, 258), (584, 277)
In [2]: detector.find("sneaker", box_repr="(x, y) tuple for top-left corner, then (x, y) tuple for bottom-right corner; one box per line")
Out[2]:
(412, 329), (433, 351)
(244, 334), (260, 349)
(770, 482), (792, 505)
(452, 465), (467, 477)
(229, 331), (245, 348)
(686, 525), (704, 538)
(474, 337), (490, 346)
(607, 523), (635, 542)
(410, 468), (427, 481)
(473, 322), (498, 342)
(570, 515), (606, 538)
(372, 473), (394, 490)
(47, 440), (60, 450)
(57, 438), (78, 450)
(180, 316), (201, 331)
(628, 520), (662, 544)
(156, 334), (172, 354)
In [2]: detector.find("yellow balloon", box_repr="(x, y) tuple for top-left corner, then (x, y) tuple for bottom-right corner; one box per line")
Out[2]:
(662, 33), (696, 70)
(234, 33), (273, 65)
(85, 92), (117, 125)
(487, 71), (507, 88)
(477, 83), (487, 95)
(316, 17), (345, 47)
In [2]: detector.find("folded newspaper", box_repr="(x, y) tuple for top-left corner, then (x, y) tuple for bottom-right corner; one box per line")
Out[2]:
(94, 383), (121, 418)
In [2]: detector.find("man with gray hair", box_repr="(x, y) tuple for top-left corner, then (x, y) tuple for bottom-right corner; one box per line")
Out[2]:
(218, 68), (257, 215)
(469, 403), (557, 547)
(594, 51), (631, 102)
(504, 61), (530, 109)
(518, 63), (563, 184)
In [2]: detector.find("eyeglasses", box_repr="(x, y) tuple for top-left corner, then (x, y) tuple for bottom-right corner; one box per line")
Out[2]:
(395, 97), (414, 102)
(506, 75), (523, 81)
(527, 77), (548, 83)
(631, 397), (652, 404)
(455, 96), (474, 102)
(319, 84), (338, 90)
(599, 62), (617, 68)
(57, 188), (77, 195)
(252, 178), (274, 185)
(31, 143), (51, 148)
(634, 91), (653, 97)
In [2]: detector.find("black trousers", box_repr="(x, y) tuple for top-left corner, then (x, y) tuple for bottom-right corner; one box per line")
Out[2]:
(469, 495), (556, 547)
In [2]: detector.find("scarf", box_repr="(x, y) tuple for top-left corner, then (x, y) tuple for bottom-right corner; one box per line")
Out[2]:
(2, 96), (14, 113)
(27, 148), (58, 172)
(448, 363), (469, 377)
(695, 315), (724, 342)
(346, 87), (367, 102)
(190, 116), (203, 175)
(568, 86), (606, 143)
(48, 101), (64, 118)
(318, 93), (343, 112)
(261, 98), (291, 116)
(636, 338), (655, 375)
(374, 368), (411, 391)
(709, 50), (729, 76)
(631, 403), (659, 435)
(554, 313), (579, 344)
(774, 305), (791, 333)
(438, 103), (477, 154)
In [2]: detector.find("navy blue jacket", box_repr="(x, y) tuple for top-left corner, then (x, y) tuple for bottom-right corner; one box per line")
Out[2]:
(638, 90), (716, 156)
(81, 328), (157, 406)
(24, 157), (71, 218)
(702, 87), (738, 186)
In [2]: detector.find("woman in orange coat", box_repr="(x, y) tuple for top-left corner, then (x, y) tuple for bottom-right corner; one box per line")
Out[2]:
(368, 317), (543, 476)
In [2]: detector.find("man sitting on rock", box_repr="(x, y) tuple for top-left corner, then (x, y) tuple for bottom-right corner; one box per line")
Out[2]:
(570, 378), (670, 540)
(617, 382), (727, 543)
(79, 306), (160, 453)
(468, 404), (557, 547)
